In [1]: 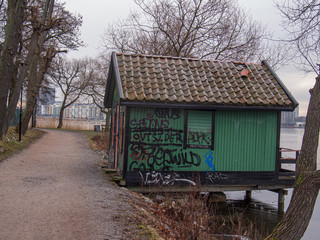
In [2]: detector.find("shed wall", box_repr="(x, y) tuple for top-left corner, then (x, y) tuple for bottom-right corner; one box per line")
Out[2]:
(214, 110), (277, 171)
(125, 107), (278, 174)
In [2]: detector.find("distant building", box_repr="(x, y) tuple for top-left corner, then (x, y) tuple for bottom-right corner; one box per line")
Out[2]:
(39, 102), (105, 120)
(281, 106), (299, 127)
(36, 87), (55, 115)
(40, 103), (61, 117)
(295, 116), (306, 128)
(39, 87), (55, 105)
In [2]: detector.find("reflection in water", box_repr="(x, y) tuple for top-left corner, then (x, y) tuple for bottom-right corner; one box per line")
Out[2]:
(225, 128), (320, 239)
(228, 199), (283, 237)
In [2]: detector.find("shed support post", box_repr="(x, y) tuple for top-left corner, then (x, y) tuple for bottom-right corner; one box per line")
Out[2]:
(245, 191), (252, 202)
(278, 189), (286, 213)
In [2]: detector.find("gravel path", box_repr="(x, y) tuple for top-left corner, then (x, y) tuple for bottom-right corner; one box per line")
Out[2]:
(0, 129), (140, 240)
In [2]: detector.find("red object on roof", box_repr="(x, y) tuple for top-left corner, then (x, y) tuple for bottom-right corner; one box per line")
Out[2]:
(240, 68), (249, 77)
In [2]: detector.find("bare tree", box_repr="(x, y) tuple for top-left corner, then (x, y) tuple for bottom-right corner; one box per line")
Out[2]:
(266, 1), (320, 239)
(0, 0), (26, 140)
(82, 56), (111, 131)
(102, 0), (277, 63)
(15, 0), (83, 135)
(275, 0), (320, 74)
(0, 0), (83, 139)
(83, 57), (108, 114)
(47, 56), (92, 129)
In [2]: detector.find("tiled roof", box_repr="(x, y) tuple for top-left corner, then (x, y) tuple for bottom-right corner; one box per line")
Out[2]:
(110, 52), (297, 108)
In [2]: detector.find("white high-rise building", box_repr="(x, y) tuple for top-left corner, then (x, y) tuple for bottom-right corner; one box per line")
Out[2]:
(281, 106), (299, 127)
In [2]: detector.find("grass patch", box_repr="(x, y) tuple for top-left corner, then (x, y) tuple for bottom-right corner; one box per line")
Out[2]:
(137, 224), (163, 240)
(81, 130), (108, 151)
(0, 127), (44, 162)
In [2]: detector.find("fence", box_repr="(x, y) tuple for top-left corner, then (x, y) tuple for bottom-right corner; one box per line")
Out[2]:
(39, 103), (106, 120)
(35, 116), (106, 131)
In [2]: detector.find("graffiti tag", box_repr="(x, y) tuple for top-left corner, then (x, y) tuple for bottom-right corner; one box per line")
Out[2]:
(204, 150), (215, 173)
(139, 171), (196, 186)
(206, 172), (228, 182)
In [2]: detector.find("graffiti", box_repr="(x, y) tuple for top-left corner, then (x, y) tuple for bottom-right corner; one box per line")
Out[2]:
(128, 108), (207, 172)
(129, 161), (147, 171)
(130, 114), (169, 131)
(204, 150), (215, 173)
(187, 130), (211, 146)
(155, 108), (180, 119)
(139, 171), (196, 186)
(129, 144), (201, 170)
(129, 143), (150, 161)
(131, 130), (183, 144)
(206, 172), (228, 182)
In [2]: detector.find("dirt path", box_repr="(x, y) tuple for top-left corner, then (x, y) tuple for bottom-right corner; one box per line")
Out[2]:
(0, 129), (140, 240)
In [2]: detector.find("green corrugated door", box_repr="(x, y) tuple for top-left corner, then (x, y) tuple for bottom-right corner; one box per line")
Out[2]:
(213, 110), (277, 171)
(187, 110), (212, 148)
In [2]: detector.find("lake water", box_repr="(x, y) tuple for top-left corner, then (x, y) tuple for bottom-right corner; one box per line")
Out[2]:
(226, 128), (320, 239)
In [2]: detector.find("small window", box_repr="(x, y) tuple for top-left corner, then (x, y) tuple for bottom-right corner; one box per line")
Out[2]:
(184, 110), (214, 149)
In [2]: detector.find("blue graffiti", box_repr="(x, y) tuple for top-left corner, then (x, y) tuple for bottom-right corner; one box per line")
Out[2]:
(204, 150), (215, 174)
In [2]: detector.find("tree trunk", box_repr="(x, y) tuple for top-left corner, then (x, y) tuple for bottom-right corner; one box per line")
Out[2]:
(20, 47), (55, 135)
(266, 75), (320, 239)
(0, 0), (26, 139)
(267, 172), (320, 239)
(57, 106), (65, 129)
(57, 95), (67, 129)
(19, 0), (56, 136)
(3, 23), (43, 138)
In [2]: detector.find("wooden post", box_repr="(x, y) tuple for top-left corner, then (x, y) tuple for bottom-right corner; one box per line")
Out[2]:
(245, 191), (252, 202)
(278, 189), (287, 213)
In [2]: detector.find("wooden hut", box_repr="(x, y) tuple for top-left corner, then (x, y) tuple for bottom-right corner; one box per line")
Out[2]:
(104, 52), (298, 192)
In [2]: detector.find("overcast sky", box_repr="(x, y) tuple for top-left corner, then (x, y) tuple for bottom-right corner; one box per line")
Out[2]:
(64, 0), (316, 116)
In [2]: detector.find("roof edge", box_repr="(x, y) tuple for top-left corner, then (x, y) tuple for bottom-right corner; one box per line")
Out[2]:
(262, 60), (299, 108)
(104, 52), (124, 108)
(120, 100), (296, 111)
(112, 52), (124, 99)
(104, 58), (113, 108)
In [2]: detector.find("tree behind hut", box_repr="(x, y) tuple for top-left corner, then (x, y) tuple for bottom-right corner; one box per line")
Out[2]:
(84, 57), (109, 122)
(47, 56), (93, 129)
(266, 1), (320, 239)
(102, 0), (285, 66)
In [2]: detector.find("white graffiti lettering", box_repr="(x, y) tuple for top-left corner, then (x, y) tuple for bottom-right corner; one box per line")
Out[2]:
(139, 171), (196, 186)
(206, 172), (228, 182)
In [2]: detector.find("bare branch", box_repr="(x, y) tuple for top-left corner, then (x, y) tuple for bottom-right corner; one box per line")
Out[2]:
(275, 0), (320, 73)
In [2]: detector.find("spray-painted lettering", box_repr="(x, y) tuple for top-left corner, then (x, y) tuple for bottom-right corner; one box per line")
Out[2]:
(128, 108), (202, 171)
(130, 115), (169, 131)
(139, 171), (196, 186)
(187, 130), (211, 146)
(129, 144), (201, 171)
(206, 172), (228, 182)
(154, 108), (180, 119)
